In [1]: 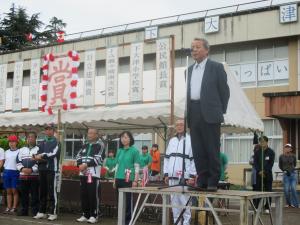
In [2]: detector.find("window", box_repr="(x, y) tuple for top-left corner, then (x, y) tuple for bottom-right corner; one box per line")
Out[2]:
(223, 133), (253, 163)
(134, 133), (152, 153)
(240, 47), (256, 62)
(258, 45), (273, 61)
(226, 49), (240, 64)
(6, 72), (13, 88)
(78, 63), (84, 78)
(23, 70), (30, 86)
(223, 119), (283, 163)
(64, 133), (84, 160)
(257, 44), (288, 87)
(96, 60), (105, 76)
(210, 49), (225, 62)
(134, 140), (152, 153)
(262, 119), (283, 162)
(144, 54), (155, 71)
(119, 57), (129, 73)
(225, 41), (289, 88)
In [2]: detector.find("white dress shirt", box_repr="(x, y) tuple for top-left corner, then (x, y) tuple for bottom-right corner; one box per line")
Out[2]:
(190, 58), (207, 100)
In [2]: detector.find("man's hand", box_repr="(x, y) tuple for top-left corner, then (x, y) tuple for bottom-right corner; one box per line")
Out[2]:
(259, 171), (265, 177)
(164, 176), (169, 185)
(186, 178), (195, 186)
(108, 171), (114, 176)
(132, 180), (138, 187)
(79, 163), (88, 172)
(33, 154), (43, 161)
(22, 168), (33, 175)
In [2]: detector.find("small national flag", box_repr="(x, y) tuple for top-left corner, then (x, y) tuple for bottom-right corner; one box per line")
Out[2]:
(56, 31), (65, 43)
(25, 33), (33, 42)
(142, 167), (149, 187)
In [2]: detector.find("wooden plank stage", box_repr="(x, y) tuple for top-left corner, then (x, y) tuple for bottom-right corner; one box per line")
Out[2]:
(117, 186), (283, 225)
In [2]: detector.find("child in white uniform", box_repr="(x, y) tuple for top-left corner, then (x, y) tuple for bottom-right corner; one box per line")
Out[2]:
(3, 135), (20, 213)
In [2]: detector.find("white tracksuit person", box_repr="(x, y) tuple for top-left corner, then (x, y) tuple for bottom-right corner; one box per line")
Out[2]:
(163, 119), (196, 225)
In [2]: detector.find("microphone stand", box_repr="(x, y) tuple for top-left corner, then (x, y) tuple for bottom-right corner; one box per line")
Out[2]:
(178, 53), (190, 187)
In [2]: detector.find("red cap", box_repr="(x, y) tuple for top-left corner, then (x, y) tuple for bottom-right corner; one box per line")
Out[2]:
(8, 135), (18, 142)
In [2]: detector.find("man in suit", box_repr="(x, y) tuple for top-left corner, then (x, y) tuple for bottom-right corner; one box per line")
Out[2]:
(187, 38), (230, 192)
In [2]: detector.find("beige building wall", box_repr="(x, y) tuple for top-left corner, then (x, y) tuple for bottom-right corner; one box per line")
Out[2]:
(233, 38), (299, 119)
(1, 5), (300, 184)
(298, 38), (300, 91)
(1, 6), (299, 118)
(289, 38), (299, 91)
(227, 164), (252, 186)
(1, 6), (300, 71)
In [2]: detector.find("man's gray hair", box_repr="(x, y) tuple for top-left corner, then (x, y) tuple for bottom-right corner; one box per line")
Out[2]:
(193, 38), (210, 51)
(88, 128), (99, 135)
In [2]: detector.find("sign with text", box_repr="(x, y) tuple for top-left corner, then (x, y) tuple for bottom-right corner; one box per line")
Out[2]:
(156, 38), (170, 101)
(106, 47), (119, 105)
(130, 42), (144, 102)
(241, 63), (256, 83)
(229, 65), (241, 82)
(145, 26), (158, 40)
(258, 62), (274, 81)
(274, 60), (289, 80)
(205, 16), (219, 33)
(29, 59), (40, 110)
(280, 4), (298, 23)
(0, 64), (7, 112)
(83, 50), (96, 106)
(12, 61), (24, 111)
(47, 57), (73, 107)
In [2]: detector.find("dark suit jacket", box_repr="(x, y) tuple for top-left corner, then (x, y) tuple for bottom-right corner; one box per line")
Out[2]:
(253, 147), (275, 182)
(187, 58), (230, 125)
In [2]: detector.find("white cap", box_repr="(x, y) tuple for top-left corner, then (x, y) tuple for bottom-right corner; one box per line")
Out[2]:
(284, 143), (292, 148)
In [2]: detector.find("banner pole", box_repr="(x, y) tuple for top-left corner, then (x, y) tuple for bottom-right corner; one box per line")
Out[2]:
(170, 35), (175, 138)
(57, 108), (64, 214)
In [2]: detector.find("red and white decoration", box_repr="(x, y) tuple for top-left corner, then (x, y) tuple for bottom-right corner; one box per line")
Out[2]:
(141, 167), (149, 187)
(65, 50), (80, 110)
(26, 33), (33, 42)
(40, 51), (80, 115)
(56, 31), (65, 43)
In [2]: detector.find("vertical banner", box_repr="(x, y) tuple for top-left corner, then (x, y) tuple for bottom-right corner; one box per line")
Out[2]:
(12, 61), (24, 111)
(0, 64), (8, 112)
(105, 47), (118, 105)
(40, 51), (79, 115)
(83, 50), (96, 106)
(130, 42), (144, 102)
(47, 56), (77, 108)
(156, 38), (170, 101)
(29, 59), (41, 110)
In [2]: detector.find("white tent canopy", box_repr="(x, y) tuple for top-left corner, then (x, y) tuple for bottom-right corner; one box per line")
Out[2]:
(0, 64), (263, 134)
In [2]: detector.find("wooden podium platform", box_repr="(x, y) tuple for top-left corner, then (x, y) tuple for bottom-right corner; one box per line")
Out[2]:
(117, 186), (283, 225)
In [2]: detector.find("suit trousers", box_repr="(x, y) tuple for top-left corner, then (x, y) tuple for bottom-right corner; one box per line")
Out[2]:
(189, 101), (221, 187)
(254, 174), (272, 209)
(79, 176), (100, 218)
(19, 179), (39, 215)
(39, 170), (58, 215)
